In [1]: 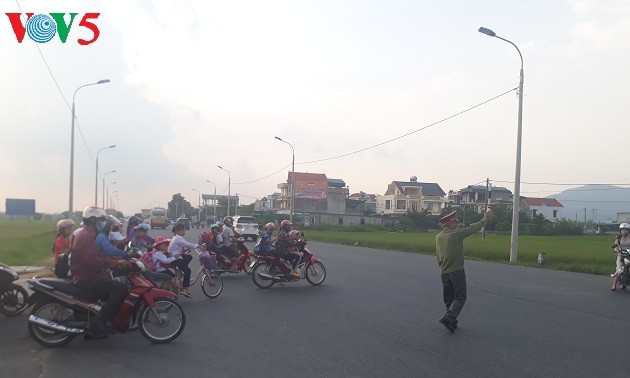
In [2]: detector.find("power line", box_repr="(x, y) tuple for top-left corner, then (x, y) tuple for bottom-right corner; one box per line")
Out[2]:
(15, 0), (94, 161)
(296, 87), (517, 165)
(232, 164), (292, 185)
(493, 180), (630, 186)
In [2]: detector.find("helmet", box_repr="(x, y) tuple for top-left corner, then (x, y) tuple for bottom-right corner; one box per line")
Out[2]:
(154, 236), (170, 247)
(57, 219), (75, 229)
(107, 215), (121, 227)
(137, 223), (150, 231)
(210, 223), (221, 230)
(82, 206), (107, 220)
(265, 222), (275, 230)
(289, 230), (300, 240)
(280, 220), (293, 229)
(620, 223), (630, 230)
(223, 217), (234, 226)
(128, 215), (140, 224)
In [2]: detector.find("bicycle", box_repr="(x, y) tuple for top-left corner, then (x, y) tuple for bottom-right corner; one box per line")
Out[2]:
(170, 247), (223, 299)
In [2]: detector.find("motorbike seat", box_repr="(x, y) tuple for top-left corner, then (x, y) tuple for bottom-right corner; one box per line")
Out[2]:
(35, 278), (97, 301)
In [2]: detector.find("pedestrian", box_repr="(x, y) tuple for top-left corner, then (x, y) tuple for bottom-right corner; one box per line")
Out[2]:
(435, 209), (493, 333)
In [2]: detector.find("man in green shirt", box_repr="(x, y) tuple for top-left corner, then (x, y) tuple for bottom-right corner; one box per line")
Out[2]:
(435, 209), (493, 333)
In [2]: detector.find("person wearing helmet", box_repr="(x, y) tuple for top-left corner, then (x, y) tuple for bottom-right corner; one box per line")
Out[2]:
(126, 215), (141, 240)
(129, 223), (154, 254)
(151, 236), (177, 277)
(95, 215), (129, 260)
(274, 220), (300, 278)
(611, 223), (630, 290)
(255, 222), (276, 256)
(52, 219), (75, 263)
(220, 217), (242, 272)
(167, 223), (198, 297)
(70, 206), (130, 338)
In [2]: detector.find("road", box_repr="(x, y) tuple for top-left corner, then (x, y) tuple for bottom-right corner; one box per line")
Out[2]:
(1, 228), (629, 377)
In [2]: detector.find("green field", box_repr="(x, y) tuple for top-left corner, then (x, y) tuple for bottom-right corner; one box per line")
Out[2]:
(0, 220), (57, 266)
(304, 230), (617, 275)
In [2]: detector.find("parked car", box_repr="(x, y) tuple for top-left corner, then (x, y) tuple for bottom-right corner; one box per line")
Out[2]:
(176, 218), (191, 230)
(232, 216), (259, 241)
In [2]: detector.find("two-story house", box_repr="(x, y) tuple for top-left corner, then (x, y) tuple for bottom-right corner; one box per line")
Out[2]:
(521, 197), (564, 221)
(449, 185), (513, 213)
(376, 177), (445, 216)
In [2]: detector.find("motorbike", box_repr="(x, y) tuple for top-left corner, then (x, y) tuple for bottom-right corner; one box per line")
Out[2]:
(251, 235), (326, 289)
(612, 246), (630, 289)
(0, 262), (29, 316)
(212, 240), (258, 274)
(26, 259), (186, 348)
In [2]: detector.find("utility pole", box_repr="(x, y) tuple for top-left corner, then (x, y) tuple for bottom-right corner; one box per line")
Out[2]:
(591, 209), (596, 222)
(483, 178), (489, 239)
(584, 208), (587, 230)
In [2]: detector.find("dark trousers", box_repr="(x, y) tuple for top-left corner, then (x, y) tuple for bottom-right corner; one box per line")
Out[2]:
(170, 254), (192, 287)
(441, 269), (467, 325)
(76, 278), (128, 322)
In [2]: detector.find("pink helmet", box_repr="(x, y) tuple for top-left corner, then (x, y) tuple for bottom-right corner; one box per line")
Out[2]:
(280, 220), (293, 229)
(154, 236), (170, 247)
(265, 222), (275, 230)
(289, 230), (300, 240)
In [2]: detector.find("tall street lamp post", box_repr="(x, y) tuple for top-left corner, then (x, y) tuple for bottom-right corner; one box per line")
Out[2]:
(106, 182), (117, 210)
(274, 136), (295, 222)
(102, 169), (116, 208)
(218, 166), (231, 218)
(95, 145), (116, 206)
(192, 188), (202, 223)
(68, 79), (110, 216)
(478, 26), (524, 263)
(206, 180), (217, 220)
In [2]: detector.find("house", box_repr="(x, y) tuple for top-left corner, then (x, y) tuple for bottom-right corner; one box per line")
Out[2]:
(448, 185), (513, 213)
(349, 192), (378, 214)
(254, 192), (281, 212)
(376, 177), (445, 216)
(521, 197), (564, 221)
(276, 172), (348, 214)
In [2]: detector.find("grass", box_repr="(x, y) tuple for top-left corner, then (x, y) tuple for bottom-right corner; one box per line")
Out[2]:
(303, 230), (616, 275)
(0, 220), (57, 266)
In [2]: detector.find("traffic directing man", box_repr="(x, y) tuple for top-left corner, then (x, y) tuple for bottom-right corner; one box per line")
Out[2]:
(435, 209), (493, 333)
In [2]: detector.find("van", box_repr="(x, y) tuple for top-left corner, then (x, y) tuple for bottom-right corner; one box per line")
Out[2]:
(232, 216), (259, 241)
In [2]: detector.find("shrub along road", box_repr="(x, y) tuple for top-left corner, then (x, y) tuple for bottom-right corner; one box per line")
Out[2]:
(1, 230), (627, 377)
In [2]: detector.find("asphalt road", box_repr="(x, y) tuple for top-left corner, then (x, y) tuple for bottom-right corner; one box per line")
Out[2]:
(1, 228), (629, 377)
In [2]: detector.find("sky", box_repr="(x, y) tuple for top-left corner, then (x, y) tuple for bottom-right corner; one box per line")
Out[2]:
(1, 0), (629, 218)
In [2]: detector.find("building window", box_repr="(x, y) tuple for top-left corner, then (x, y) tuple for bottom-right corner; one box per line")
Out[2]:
(553, 210), (558, 218)
(338, 218), (343, 225)
(426, 203), (433, 212)
(360, 218), (365, 225)
(397, 200), (406, 210)
(385, 200), (391, 210)
(532, 209), (537, 217)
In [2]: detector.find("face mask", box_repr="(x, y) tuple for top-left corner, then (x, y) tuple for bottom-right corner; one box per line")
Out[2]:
(622, 230), (629, 236)
(98, 221), (107, 232)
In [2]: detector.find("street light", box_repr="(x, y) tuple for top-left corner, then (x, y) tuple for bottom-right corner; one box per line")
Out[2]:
(106, 182), (117, 210)
(275, 136), (295, 222)
(68, 79), (110, 216)
(102, 168), (115, 208)
(478, 26), (524, 263)
(206, 180), (217, 220)
(218, 166), (231, 218)
(192, 188), (201, 223)
(95, 144), (116, 206)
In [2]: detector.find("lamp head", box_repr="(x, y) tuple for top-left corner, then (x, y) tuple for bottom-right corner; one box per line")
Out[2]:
(274, 136), (283, 141)
(97, 79), (110, 84)
(478, 27), (496, 37)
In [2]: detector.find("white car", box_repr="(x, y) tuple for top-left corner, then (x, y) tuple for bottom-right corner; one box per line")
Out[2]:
(233, 216), (259, 241)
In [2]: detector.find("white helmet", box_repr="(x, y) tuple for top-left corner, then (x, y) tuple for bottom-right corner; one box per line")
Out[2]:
(57, 219), (75, 229)
(620, 223), (630, 230)
(82, 206), (107, 220)
(107, 215), (121, 226)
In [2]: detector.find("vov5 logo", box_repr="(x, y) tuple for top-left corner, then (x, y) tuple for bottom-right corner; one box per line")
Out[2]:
(5, 13), (101, 45)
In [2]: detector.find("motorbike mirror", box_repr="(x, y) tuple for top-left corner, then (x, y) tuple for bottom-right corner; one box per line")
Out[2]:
(612, 244), (620, 248)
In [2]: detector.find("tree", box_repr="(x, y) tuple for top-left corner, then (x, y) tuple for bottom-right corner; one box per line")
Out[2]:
(238, 203), (255, 215)
(167, 194), (192, 219)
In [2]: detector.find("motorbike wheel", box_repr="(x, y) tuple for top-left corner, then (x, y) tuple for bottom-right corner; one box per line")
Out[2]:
(0, 283), (30, 316)
(153, 276), (179, 301)
(305, 262), (326, 286)
(138, 298), (186, 344)
(28, 301), (77, 348)
(252, 262), (275, 289)
(201, 272), (223, 298)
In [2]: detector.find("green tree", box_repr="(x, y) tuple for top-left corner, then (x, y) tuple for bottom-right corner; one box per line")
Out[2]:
(167, 194), (192, 219)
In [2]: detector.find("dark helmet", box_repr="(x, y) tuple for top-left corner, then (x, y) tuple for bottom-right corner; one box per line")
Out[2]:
(223, 216), (234, 226)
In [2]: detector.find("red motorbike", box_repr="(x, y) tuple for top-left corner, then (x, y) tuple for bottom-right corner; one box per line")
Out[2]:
(26, 259), (185, 347)
(213, 240), (259, 274)
(251, 235), (326, 289)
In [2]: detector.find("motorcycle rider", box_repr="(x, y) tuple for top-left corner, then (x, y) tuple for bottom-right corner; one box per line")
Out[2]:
(275, 220), (300, 278)
(256, 222), (276, 257)
(220, 217), (242, 272)
(129, 223), (154, 254)
(53, 219), (75, 263)
(611, 223), (630, 290)
(152, 236), (176, 277)
(70, 206), (130, 337)
(126, 215), (141, 240)
(167, 223), (198, 297)
(96, 215), (129, 260)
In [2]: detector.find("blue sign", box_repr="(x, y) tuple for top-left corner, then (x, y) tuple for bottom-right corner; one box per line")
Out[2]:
(6, 198), (36, 216)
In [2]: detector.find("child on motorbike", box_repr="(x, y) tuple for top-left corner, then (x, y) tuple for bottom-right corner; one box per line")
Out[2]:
(129, 224), (153, 254)
(255, 222), (276, 257)
(152, 236), (177, 277)
(274, 220), (300, 278)
(53, 219), (75, 263)
(220, 217), (243, 272)
(612, 223), (630, 290)
(167, 223), (198, 297)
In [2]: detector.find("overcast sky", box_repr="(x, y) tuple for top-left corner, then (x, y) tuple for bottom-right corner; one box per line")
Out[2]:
(1, 0), (629, 216)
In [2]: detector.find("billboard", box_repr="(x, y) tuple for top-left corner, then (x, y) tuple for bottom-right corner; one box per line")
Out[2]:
(294, 179), (328, 199)
(6, 198), (36, 216)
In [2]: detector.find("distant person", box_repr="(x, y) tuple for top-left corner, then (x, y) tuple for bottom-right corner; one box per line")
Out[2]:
(435, 210), (493, 333)
(611, 223), (630, 290)
(53, 219), (74, 263)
